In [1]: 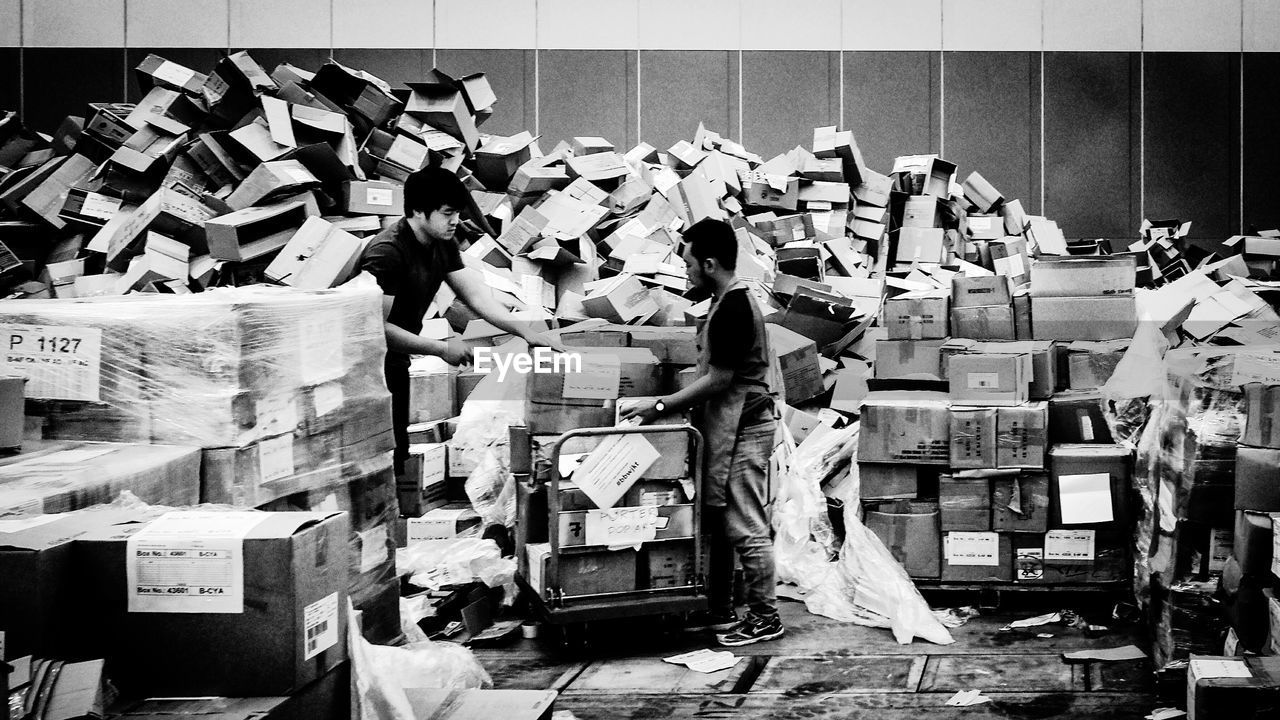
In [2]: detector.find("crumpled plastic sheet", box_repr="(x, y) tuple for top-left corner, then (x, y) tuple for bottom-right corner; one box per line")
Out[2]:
(772, 418), (954, 645)
(454, 342), (527, 528)
(397, 537), (516, 594)
(348, 602), (492, 720)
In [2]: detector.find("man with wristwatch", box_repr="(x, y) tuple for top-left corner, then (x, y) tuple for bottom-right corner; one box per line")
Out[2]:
(621, 218), (783, 647)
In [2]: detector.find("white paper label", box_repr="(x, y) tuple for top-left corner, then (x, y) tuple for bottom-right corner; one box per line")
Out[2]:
(1, 325), (103, 401)
(80, 192), (123, 221)
(967, 372), (1001, 390)
(259, 435), (295, 483)
(1057, 474), (1113, 524)
(365, 187), (394, 207)
(585, 506), (660, 547)
(408, 508), (468, 542)
(970, 217), (994, 232)
(126, 511), (269, 614)
(945, 532), (1000, 566)
(313, 382), (344, 417)
(299, 310), (344, 384)
(152, 60), (197, 89)
(1190, 658), (1250, 680)
(995, 253), (1026, 278)
(359, 526), (388, 573)
(575, 434), (661, 510)
(302, 592), (339, 660)
(563, 354), (621, 400)
(1079, 413), (1095, 442)
(1016, 547), (1044, 580)
(1044, 529), (1096, 561)
(1233, 353), (1280, 386)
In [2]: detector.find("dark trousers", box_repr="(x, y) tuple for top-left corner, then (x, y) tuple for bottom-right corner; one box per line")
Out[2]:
(385, 356), (410, 475)
(705, 420), (778, 617)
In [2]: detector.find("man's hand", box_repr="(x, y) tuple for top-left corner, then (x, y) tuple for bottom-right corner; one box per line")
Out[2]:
(618, 397), (660, 426)
(523, 330), (567, 354)
(442, 339), (474, 367)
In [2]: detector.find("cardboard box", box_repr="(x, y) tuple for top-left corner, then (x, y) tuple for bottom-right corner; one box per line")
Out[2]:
(949, 407), (997, 470)
(859, 463), (918, 500)
(0, 375), (22, 449)
(525, 347), (661, 434)
(944, 340), (1057, 400)
(883, 290), (948, 340)
(526, 543), (637, 598)
(1186, 655), (1280, 720)
(947, 352), (1030, 407)
(1031, 296), (1137, 342)
(902, 196), (940, 228)
(206, 199), (315, 262)
(962, 171), (1002, 212)
(952, 274), (1011, 308)
(1066, 340), (1128, 390)
(940, 476), (991, 531)
(1237, 447), (1280, 511)
(400, 443), (447, 517)
(1012, 529), (1128, 584)
(1271, 590), (1280, 656)
(864, 500), (941, 578)
(264, 217), (366, 289)
(989, 237), (1029, 286)
(874, 339), (947, 380)
(768, 324), (824, 404)
(1049, 443), (1131, 528)
(114, 664), (350, 720)
(966, 214), (1004, 241)
(409, 366), (457, 424)
(1029, 256), (1136, 298)
(1013, 288), (1032, 340)
(895, 227), (945, 264)
(406, 689), (557, 720)
(991, 472), (1050, 533)
(1242, 383), (1280, 449)
(858, 391), (950, 465)
(75, 510), (349, 696)
(581, 275), (659, 323)
(644, 542), (695, 589)
(942, 531), (1012, 582)
(1235, 510), (1272, 576)
(1048, 390), (1113, 444)
(342, 180), (403, 216)
(951, 305), (1017, 341)
(226, 160), (319, 211)
(997, 402), (1048, 469)
(475, 132), (536, 190)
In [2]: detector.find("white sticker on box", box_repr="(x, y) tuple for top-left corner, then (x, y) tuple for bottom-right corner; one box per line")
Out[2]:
(1, 325), (103, 401)
(365, 187), (394, 207)
(1079, 412), (1095, 442)
(126, 511), (270, 614)
(1044, 529), (1096, 561)
(152, 60), (197, 89)
(575, 434), (662, 510)
(359, 526), (388, 574)
(408, 508), (468, 542)
(259, 435), (295, 484)
(945, 532), (1000, 566)
(1190, 658), (1250, 680)
(1016, 547), (1044, 580)
(1057, 474), (1113, 524)
(967, 372), (1001, 390)
(1233, 353), (1280, 387)
(313, 382), (344, 417)
(302, 592), (339, 660)
(80, 192), (123, 221)
(562, 353), (621, 400)
(585, 506), (660, 547)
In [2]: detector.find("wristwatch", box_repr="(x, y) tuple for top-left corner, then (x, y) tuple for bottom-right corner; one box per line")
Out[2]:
(654, 399), (667, 414)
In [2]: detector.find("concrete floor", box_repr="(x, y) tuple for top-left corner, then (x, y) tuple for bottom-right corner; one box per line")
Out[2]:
(471, 598), (1159, 719)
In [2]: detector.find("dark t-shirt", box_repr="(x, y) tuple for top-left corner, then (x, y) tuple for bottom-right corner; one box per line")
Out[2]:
(707, 287), (756, 369)
(359, 218), (464, 368)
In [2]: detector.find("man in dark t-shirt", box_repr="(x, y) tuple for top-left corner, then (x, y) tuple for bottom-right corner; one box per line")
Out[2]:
(360, 167), (560, 474)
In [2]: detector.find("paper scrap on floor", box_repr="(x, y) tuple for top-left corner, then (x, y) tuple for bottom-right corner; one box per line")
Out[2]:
(1062, 645), (1147, 662)
(1145, 709), (1186, 720)
(663, 649), (742, 674)
(1002, 612), (1061, 630)
(945, 690), (991, 707)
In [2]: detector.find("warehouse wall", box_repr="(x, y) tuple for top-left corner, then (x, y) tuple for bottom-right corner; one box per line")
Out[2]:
(2, 0), (1279, 240)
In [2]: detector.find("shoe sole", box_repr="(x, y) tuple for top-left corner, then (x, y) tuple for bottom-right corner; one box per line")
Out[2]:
(683, 621), (739, 633)
(715, 627), (785, 647)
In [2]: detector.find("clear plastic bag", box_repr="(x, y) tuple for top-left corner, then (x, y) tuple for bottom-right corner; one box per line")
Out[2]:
(349, 602), (492, 720)
(772, 419), (954, 645)
(466, 447), (516, 529)
(397, 537), (516, 592)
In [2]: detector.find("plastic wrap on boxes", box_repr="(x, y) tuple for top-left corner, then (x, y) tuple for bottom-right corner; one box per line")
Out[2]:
(2, 276), (389, 448)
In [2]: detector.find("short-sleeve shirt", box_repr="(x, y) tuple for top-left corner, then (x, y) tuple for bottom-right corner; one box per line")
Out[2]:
(707, 287), (757, 370)
(359, 218), (464, 368)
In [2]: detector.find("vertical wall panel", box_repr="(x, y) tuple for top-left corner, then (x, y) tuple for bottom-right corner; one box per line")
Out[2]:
(638, 0), (739, 51)
(538, 50), (636, 151)
(1044, 52), (1139, 238)
(1144, 52), (1239, 238)
(435, 0), (536, 49)
(331, 0), (432, 49)
(22, 48), (124, 131)
(843, 0), (942, 51)
(639, 51), (735, 151)
(24, 0), (124, 47)
(742, 0), (841, 51)
(537, 0), (638, 50)
(1043, 0), (1141, 52)
(435, 49), (536, 138)
(942, 52), (1040, 214)
(1144, 0), (1242, 53)
(742, 51), (840, 160)
(942, 0), (1042, 52)
(1244, 0), (1280, 52)
(127, 0), (229, 48)
(1243, 54), (1280, 233)
(230, 0), (330, 49)
(125, 48), (224, 102)
(843, 51), (939, 174)
(0, 0), (19, 46)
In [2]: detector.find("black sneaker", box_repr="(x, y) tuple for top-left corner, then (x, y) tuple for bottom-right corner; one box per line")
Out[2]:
(716, 611), (784, 647)
(683, 609), (739, 632)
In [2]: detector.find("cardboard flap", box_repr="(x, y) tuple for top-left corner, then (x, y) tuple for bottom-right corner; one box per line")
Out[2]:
(245, 510), (344, 539)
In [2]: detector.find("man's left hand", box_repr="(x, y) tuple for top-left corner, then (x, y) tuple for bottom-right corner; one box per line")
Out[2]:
(524, 330), (567, 353)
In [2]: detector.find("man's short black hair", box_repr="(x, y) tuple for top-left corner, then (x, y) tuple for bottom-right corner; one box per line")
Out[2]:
(404, 166), (470, 217)
(683, 218), (737, 271)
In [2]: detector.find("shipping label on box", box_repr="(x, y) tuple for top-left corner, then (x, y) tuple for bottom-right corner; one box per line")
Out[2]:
(0, 324), (103, 401)
(944, 531), (1000, 566)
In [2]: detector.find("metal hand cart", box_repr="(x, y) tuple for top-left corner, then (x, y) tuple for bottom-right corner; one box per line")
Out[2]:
(514, 424), (707, 632)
